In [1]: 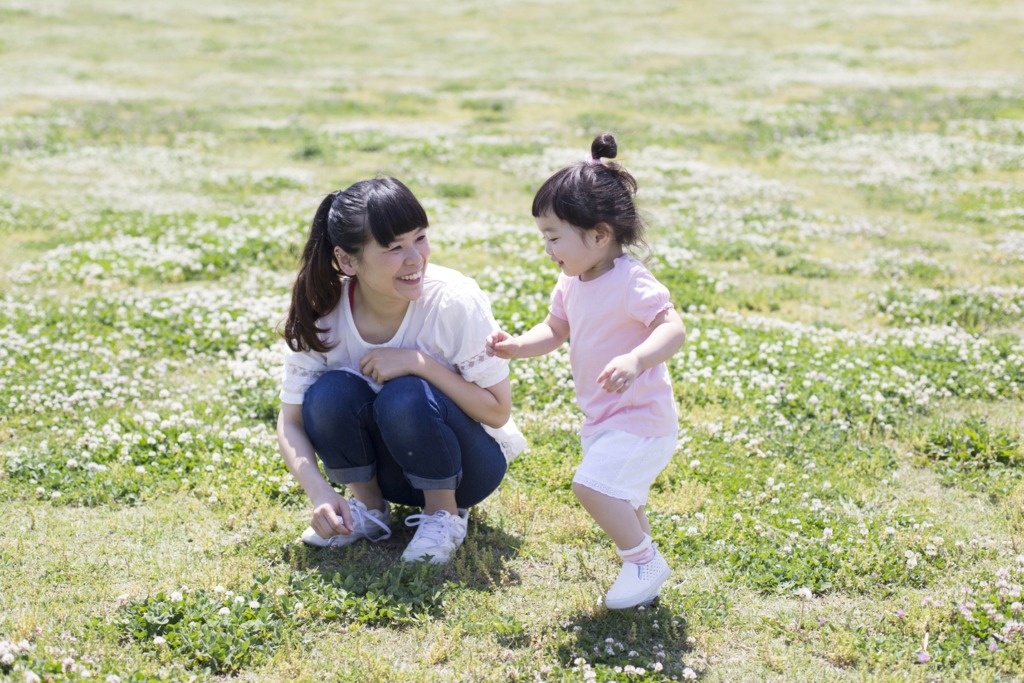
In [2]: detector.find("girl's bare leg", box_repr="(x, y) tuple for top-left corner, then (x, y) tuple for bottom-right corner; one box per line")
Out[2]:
(573, 483), (645, 550)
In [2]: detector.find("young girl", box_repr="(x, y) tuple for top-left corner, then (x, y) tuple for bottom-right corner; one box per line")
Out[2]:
(277, 177), (526, 564)
(487, 134), (686, 608)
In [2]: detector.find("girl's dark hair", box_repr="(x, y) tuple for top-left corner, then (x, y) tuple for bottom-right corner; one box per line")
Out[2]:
(531, 133), (645, 248)
(283, 177), (428, 352)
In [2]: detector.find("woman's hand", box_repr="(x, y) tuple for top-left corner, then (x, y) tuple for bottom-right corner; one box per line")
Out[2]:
(485, 330), (520, 359)
(359, 348), (422, 384)
(597, 352), (641, 393)
(309, 490), (355, 539)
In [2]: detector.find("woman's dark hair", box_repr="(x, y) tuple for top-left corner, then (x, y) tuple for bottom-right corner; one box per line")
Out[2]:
(282, 177), (429, 352)
(531, 133), (646, 248)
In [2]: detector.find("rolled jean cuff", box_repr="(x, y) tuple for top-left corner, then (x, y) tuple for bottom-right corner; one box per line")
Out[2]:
(406, 471), (462, 491)
(325, 464), (376, 485)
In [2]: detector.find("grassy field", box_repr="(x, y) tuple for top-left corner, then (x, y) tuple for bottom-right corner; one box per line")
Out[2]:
(1, 0), (1023, 680)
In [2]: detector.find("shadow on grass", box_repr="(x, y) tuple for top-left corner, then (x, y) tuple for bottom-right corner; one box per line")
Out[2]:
(555, 594), (694, 677)
(280, 506), (524, 627)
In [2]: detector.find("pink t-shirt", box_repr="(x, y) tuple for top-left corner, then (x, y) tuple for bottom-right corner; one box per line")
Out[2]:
(550, 255), (678, 438)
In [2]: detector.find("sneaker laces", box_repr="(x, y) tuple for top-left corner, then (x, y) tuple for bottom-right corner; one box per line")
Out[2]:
(404, 511), (452, 548)
(346, 502), (391, 542)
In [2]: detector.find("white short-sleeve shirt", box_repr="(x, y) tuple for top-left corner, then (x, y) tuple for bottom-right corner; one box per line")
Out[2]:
(280, 264), (526, 461)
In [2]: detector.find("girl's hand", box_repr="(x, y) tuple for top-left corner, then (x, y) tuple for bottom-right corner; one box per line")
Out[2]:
(486, 330), (519, 359)
(359, 348), (421, 384)
(597, 353), (641, 393)
(309, 491), (354, 539)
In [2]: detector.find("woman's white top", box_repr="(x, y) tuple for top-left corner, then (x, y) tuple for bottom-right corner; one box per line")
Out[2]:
(280, 264), (526, 462)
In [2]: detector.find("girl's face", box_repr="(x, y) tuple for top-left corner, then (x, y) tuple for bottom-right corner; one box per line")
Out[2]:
(337, 227), (431, 305)
(536, 213), (613, 281)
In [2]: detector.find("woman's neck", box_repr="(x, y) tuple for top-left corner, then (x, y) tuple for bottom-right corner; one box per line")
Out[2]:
(350, 280), (410, 343)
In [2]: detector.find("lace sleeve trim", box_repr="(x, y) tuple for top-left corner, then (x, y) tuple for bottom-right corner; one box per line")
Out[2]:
(284, 364), (322, 379)
(458, 350), (490, 371)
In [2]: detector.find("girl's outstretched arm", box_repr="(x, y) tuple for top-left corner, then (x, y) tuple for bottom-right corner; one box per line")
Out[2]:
(486, 313), (570, 360)
(597, 307), (686, 393)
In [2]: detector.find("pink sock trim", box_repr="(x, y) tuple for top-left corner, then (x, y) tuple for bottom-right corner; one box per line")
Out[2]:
(616, 534), (654, 563)
(623, 546), (656, 564)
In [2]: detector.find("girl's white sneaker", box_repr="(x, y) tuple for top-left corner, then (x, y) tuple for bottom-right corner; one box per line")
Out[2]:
(300, 499), (392, 547)
(400, 509), (469, 564)
(604, 547), (670, 609)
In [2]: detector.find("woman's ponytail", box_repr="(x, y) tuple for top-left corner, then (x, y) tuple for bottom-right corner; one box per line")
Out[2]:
(283, 192), (343, 353)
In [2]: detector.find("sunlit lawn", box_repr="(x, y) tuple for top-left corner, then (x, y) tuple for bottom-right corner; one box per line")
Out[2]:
(1, 1), (1023, 681)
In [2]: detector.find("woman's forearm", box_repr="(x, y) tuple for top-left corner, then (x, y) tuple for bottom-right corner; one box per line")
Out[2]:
(412, 355), (512, 428)
(277, 405), (335, 503)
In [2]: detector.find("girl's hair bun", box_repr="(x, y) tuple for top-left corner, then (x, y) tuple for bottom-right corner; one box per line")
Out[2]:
(591, 133), (617, 160)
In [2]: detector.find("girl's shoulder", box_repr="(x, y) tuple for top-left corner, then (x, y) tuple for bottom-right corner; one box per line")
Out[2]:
(616, 255), (670, 295)
(613, 254), (661, 283)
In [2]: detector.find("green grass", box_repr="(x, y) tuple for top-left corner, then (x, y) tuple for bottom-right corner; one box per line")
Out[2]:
(1, 0), (1024, 681)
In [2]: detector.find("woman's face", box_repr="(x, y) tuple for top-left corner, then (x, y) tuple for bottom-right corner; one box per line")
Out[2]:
(340, 227), (431, 305)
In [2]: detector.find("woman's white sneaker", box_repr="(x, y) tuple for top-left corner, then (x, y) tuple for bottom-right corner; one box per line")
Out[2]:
(300, 499), (392, 547)
(604, 547), (670, 609)
(400, 509), (469, 564)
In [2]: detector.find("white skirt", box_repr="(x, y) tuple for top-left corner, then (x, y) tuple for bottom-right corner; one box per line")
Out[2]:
(573, 429), (678, 509)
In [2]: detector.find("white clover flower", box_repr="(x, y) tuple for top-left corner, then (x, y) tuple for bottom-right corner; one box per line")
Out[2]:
(169, 591), (183, 602)
(218, 607), (230, 616)
(249, 600), (260, 609)
(153, 636), (166, 646)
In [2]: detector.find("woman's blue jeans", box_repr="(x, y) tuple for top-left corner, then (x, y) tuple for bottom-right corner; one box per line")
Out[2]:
(301, 370), (507, 509)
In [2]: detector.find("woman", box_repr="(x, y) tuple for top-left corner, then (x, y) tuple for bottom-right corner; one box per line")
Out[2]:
(277, 177), (525, 564)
